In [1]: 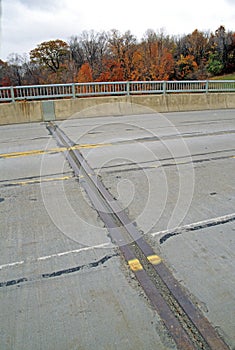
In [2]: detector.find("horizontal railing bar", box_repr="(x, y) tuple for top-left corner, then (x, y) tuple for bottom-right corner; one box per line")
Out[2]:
(0, 80), (235, 102)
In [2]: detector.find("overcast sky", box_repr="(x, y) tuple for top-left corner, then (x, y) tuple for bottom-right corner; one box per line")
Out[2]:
(1, 0), (235, 61)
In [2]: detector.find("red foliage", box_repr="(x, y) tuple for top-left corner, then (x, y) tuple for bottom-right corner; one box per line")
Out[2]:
(0, 76), (11, 86)
(96, 60), (124, 82)
(77, 63), (93, 82)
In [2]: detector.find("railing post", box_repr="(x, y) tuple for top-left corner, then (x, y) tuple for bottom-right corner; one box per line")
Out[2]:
(72, 83), (76, 99)
(126, 81), (130, 96)
(163, 81), (167, 95)
(10, 86), (15, 103)
(205, 80), (209, 94)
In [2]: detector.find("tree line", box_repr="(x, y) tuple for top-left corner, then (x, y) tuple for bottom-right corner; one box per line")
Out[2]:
(1, 26), (235, 86)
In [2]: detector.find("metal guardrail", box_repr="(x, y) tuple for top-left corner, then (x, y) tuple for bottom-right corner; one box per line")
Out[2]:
(0, 80), (235, 102)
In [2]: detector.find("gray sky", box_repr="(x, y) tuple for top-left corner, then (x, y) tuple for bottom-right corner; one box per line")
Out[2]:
(1, 0), (235, 61)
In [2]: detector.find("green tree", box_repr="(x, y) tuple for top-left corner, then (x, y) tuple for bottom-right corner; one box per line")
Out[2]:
(207, 53), (224, 75)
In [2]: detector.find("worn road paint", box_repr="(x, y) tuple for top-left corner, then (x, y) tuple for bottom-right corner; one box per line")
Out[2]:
(0, 243), (112, 270)
(0, 260), (24, 270)
(2, 175), (73, 187)
(0, 143), (111, 159)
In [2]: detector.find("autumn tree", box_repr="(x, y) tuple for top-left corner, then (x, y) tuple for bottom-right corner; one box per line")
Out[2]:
(175, 54), (198, 79)
(30, 39), (69, 73)
(78, 30), (108, 79)
(0, 60), (11, 86)
(96, 59), (124, 81)
(174, 30), (209, 65)
(108, 30), (137, 80)
(3, 26), (235, 85)
(77, 62), (93, 82)
(135, 30), (175, 80)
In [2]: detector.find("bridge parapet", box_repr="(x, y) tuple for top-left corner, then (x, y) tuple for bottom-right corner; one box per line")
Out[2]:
(1, 80), (235, 103)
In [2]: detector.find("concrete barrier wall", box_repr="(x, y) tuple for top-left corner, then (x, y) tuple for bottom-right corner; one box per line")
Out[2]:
(0, 93), (235, 125)
(0, 101), (42, 125)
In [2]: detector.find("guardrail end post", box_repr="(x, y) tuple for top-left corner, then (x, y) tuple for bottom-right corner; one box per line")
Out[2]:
(10, 86), (15, 103)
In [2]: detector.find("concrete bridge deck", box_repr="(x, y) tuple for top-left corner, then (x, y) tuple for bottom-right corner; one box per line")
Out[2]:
(0, 109), (234, 349)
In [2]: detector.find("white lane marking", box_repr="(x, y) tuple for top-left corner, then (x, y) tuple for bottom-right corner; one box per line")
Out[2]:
(37, 243), (111, 261)
(151, 213), (235, 237)
(0, 243), (112, 270)
(0, 261), (24, 270)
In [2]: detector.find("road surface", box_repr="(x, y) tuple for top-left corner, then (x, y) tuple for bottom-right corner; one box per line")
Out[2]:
(0, 109), (234, 349)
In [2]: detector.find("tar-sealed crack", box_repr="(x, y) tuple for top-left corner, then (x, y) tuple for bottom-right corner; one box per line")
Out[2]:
(160, 216), (235, 244)
(0, 253), (118, 288)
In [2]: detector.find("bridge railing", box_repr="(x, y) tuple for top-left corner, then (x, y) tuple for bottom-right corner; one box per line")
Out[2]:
(0, 80), (235, 102)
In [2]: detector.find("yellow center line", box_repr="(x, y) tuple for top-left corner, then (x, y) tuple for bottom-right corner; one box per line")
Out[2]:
(4, 175), (73, 187)
(0, 143), (111, 159)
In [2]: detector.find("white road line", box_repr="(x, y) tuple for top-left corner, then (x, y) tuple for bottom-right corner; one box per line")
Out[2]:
(151, 213), (235, 237)
(37, 243), (112, 261)
(0, 243), (112, 270)
(0, 261), (24, 270)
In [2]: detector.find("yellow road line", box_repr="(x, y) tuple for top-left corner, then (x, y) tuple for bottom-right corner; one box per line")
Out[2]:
(5, 175), (72, 186)
(0, 147), (68, 158)
(147, 255), (162, 265)
(0, 143), (111, 159)
(128, 259), (143, 271)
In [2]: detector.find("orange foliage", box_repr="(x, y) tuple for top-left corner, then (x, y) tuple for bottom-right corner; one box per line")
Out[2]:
(130, 43), (175, 81)
(77, 63), (93, 82)
(96, 59), (124, 82)
(176, 54), (198, 79)
(157, 50), (175, 80)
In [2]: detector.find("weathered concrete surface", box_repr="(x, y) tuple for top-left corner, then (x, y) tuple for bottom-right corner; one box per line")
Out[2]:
(0, 122), (177, 350)
(0, 109), (234, 349)
(54, 93), (235, 119)
(0, 101), (42, 125)
(60, 109), (235, 348)
(1, 93), (235, 125)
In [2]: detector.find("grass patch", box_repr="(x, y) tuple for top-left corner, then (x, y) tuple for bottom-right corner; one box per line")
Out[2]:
(211, 73), (235, 80)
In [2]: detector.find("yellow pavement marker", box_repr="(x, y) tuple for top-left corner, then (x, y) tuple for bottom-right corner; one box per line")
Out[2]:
(128, 258), (143, 271)
(147, 255), (162, 265)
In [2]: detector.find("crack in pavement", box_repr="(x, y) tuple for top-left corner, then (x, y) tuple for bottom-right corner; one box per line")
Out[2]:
(0, 253), (118, 288)
(157, 214), (235, 244)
